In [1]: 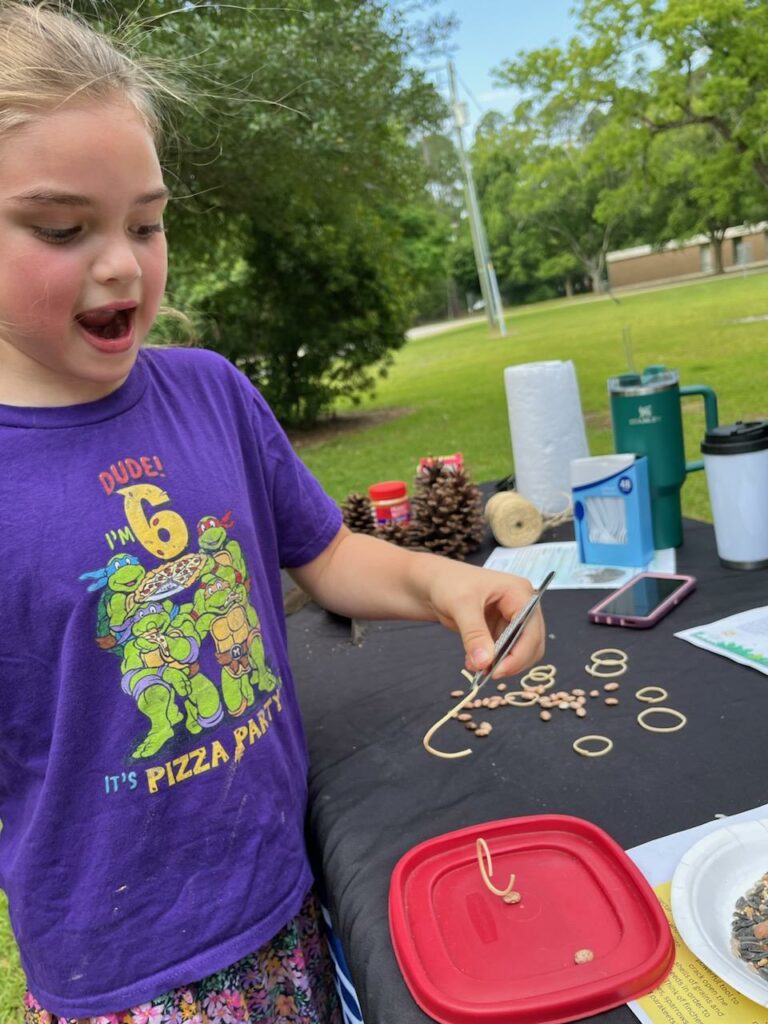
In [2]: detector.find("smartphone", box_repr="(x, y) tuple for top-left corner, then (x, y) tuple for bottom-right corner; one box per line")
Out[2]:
(588, 572), (696, 628)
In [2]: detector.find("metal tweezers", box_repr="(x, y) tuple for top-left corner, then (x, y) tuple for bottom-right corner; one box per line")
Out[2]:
(422, 570), (556, 759)
(469, 569), (556, 696)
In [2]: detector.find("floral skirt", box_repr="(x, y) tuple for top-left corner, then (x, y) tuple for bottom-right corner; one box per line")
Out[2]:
(24, 889), (343, 1024)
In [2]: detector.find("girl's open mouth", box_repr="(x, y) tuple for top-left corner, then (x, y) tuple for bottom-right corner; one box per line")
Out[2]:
(76, 306), (135, 340)
(75, 304), (138, 353)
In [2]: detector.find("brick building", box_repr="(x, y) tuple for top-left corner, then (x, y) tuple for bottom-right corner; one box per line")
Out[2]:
(606, 222), (768, 289)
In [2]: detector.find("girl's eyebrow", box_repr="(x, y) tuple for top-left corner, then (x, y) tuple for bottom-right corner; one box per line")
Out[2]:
(10, 186), (171, 207)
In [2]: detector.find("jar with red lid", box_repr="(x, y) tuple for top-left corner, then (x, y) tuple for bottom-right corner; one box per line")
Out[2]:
(368, 480), (411, 525)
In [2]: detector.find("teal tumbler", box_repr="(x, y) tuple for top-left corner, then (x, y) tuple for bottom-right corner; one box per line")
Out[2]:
(608, 367), (718, 549)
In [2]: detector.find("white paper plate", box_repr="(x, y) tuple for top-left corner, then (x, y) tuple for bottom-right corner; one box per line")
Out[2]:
(671, 818), (768, 1006)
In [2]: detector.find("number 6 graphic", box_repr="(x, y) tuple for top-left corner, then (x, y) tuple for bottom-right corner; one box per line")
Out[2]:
(117, 484), (188, 559)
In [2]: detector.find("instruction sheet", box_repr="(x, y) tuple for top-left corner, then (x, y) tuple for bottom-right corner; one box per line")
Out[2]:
(676, 608), (768, 675)
(484, 540), (676, 589)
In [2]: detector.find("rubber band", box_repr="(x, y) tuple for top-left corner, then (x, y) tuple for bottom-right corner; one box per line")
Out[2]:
(460, 669), (474, 683)
(521, 664), (556, 691)
(587, 656), (627, 666)
(637, 707), (687, 733)
(423, 684), (480, 759)
(573, 735), (614, 758)
(504, 690), (539, 707)
(521, 671), (555, 685)
(591, 649), (628, 660)
(635, 686), (668, 704)
(520, 676), (555, 692)
(522, 664), (556, 679)
(476, 837), (517, 899)
(584, 662), (627, 678)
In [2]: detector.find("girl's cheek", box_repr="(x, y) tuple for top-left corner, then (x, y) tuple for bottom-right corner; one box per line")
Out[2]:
(144, 243), (168, 309)
(4, 251), (79, 322)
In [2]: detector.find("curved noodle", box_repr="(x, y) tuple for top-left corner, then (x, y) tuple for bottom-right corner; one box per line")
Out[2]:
(422, 683), (481, 759)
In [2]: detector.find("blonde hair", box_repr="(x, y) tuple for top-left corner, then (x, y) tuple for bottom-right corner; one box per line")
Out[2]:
(0, 1), (174, 141)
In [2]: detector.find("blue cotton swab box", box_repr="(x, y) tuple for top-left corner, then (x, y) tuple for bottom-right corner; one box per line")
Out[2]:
(571, 454), (655, 567)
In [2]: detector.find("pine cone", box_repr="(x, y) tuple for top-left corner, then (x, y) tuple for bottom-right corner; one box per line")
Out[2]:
(417, 459), (448, 490)
(409, 464), (485, 559)
(340, 492), (376, 534)
(375, 520), (410, 546)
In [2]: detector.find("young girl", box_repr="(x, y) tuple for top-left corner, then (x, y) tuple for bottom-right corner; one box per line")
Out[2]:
(0, 3), (545, 1021)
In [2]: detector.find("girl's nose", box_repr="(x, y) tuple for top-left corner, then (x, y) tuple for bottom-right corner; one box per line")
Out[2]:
(91, 235), (142, 285)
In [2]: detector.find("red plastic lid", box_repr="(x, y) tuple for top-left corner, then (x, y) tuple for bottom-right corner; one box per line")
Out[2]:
(389, 815), (674, 1024)
(368, 480), (408, 501)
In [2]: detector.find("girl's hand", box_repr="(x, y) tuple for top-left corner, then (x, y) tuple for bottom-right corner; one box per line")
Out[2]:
(424, 559), (546, 678)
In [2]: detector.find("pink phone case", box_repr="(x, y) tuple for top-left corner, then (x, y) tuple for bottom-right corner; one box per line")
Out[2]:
(588, 573), (696, 628)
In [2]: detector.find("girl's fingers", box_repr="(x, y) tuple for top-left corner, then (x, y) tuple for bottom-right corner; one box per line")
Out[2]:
(458, 601), (545, 678)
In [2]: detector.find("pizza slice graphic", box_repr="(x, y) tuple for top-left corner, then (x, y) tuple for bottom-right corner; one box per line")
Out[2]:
(134, 552), (209, 603)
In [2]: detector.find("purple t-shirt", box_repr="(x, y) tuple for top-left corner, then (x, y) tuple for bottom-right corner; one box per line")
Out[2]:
(0, 347), (342, 1016)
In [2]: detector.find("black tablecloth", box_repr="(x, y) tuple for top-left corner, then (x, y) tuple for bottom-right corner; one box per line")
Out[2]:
(288, 517), (768, 1024)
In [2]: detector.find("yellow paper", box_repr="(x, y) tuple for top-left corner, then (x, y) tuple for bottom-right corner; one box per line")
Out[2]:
(635, 882), (768, 1024)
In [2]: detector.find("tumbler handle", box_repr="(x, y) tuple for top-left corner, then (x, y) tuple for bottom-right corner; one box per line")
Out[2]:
(680, 385), (719, 473)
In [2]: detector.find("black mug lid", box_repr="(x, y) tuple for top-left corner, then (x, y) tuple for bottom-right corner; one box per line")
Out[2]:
(701, 420), (768, 455)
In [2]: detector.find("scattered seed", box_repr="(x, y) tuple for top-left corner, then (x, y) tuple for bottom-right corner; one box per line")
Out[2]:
(572, 688), (585, 697)
(576, 708), (587, 718)
(604, 682), (620, 692)
(558, 701), (570, 710)
(479, 721), (492, 732)
(574, 949), (594, 964)
(590, 690), (600, 698)
(496, 682), (507, 692)
(604, 697), (619, 706)
(450, 689), (464, 698)
(465, 722), (477, 731)
(539, 710), (552, 721)
(503, 891), (521, 904)
(457, 713), (473, 722)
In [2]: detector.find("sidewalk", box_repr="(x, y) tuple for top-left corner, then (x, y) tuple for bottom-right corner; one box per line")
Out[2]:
(405, 263), (768, 341)
(406, 313), (488, 339)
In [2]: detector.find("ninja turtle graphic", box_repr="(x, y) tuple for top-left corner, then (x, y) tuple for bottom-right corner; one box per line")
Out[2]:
(80, 553), (146, 654)
(81, 554), (224, 759)
(120, 602), (223, 759)
(186, 512), (279, 716)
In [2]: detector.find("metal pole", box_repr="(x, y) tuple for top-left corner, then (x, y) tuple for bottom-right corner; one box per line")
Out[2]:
(447, 61), (507, 336)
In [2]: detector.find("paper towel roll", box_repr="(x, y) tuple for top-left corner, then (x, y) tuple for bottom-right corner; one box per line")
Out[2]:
(504, 360), (589, 515)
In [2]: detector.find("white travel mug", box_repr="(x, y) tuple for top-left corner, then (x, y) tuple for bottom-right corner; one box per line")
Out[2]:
(701, 421), (768, 569)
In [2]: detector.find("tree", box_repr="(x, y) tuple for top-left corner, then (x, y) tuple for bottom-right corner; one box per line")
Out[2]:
(495, 0), (768, 194)
(470, 112), (636, 296)
(650, 128), (764, 271)
(486, 0), (768, 291)
(73, 0), (450, 424)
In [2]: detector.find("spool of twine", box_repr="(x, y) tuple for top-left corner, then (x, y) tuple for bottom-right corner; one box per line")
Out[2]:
(485, 491), (544, 547)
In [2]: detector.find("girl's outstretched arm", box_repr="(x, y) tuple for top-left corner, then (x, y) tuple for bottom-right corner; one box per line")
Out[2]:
(288, 526), (545, 678)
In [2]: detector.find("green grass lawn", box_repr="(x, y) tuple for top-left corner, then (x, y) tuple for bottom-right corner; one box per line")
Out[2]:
(295, 271), (768, 523)
(2, 270), (767, 1015)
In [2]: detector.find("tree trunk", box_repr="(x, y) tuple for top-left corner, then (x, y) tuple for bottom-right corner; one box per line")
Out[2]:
(564, 274), (574, 298)
(712, 236), (725, 274)
(446, 278), (462, 318)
